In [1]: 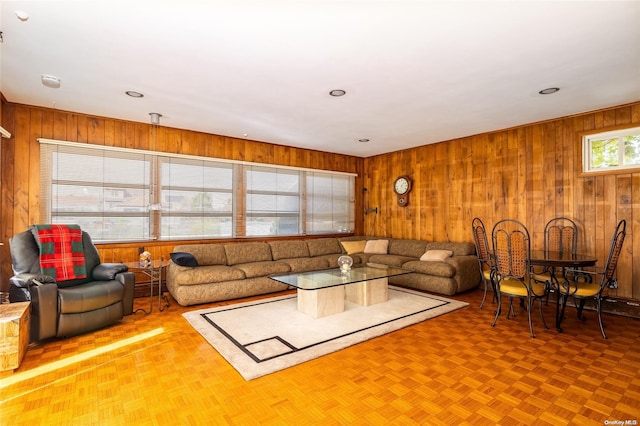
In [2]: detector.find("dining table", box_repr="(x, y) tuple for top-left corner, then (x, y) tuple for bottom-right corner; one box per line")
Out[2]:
(529, 250), (597, 332)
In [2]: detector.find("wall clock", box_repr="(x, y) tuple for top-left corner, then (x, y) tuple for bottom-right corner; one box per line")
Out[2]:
(393, 175), (412, 207)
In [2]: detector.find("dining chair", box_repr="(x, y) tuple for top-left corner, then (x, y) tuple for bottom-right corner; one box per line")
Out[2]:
(471, 217), (496, 309)
(532, 217), (578, 302)
(559, 219), (626, 339)
(491, 219), (548, 338)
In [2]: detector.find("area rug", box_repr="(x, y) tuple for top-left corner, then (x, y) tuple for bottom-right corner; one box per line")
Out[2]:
(183, 286), (468, 380)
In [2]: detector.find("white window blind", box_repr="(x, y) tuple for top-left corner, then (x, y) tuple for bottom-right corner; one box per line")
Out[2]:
(245, 166), (301, 236)
(160, 157), (234, 239)
(39, 139), (356, 242)
(40, 143), (152, 241)
(306, 172), (355, 234)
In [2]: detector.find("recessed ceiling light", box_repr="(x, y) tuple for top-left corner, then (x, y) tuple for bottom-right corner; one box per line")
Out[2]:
(358, 138), (370, 143)
(329, 89), (346, 97)
(539, 87), (560, 95)
(126, 91), (144, 98)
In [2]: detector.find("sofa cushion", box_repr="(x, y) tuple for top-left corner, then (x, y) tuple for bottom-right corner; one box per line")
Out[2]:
(171, 265), (246, 286)
(58, 280), (125, 313)
(388, 239), (427, 258)
(170, 252), (199, 267)
(280, 257), (329, 273)
(425, 241), (476, 256)
(235, 261), (290, 278)
(269, 240), (310, 260)
(225, 242), (272, 265)
(420, 250), (453, 262)
(402, 260), (456, 278)
(340, 240), (366, 254)
(306, 238), (342, 257)
(364, 239), (388, 254)
(368, 254), (415, 267)
(173, 244), (227, 266)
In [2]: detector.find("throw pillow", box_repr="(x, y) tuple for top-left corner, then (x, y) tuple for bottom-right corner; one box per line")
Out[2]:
(420, 249), (453, 262)
(340, 240), (367, 254)
(364, 239), (389, 254)
(170, 252), (199, 267)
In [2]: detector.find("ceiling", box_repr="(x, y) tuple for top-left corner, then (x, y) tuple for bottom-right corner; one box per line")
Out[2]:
(1, 1), (639, 158)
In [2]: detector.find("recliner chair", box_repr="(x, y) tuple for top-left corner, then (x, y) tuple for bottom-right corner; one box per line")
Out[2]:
(8, 226), (135, 341)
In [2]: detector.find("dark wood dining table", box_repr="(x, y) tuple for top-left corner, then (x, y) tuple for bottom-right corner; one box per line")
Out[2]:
(529, 250), (597, 332)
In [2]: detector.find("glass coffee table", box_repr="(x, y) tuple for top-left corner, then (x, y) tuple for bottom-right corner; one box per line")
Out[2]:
(269, 265), (412, 318)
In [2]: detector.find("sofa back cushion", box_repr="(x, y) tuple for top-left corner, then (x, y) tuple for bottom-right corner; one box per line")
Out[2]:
(225, 242), (273, 265)
(425, 241), (476, 256)
(306, 238), (342, 257)
(388, 239), (427, 258)
(340, 240), (367, 254)
(173, 244), (227, 266)
(269, 240), (310, 260)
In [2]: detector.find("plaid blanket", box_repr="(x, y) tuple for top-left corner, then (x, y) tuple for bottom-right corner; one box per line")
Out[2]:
(33, 224), (87, 281)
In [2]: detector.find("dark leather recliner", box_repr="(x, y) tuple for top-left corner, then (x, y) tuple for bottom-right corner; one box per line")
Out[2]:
(8, 227), (135, 341)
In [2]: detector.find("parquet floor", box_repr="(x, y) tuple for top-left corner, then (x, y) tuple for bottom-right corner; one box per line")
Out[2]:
(1, 288), (639, 425)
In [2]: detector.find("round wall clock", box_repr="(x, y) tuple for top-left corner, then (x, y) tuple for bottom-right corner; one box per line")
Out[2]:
(393, 176), (412, 207)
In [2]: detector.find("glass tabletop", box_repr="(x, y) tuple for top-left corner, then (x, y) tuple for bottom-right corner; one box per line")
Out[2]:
(269, 265), (413, 290)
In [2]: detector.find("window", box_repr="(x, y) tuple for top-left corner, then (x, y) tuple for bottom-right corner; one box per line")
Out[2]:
(160, 157), (234, 239)
(40, 143), (152, 241)
(245, 166), (301, 236)
(306, 172), (354, 234)
(39, 139), (355, 242)
(583, 126), (640, 173)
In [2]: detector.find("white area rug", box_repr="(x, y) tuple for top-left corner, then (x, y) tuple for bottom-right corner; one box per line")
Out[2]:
(183, 286), (468, 380)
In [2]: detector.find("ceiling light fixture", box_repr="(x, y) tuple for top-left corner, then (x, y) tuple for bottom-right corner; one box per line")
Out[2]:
(149, 112), (162, 126)
(539, 87), (560, 95)
(41, 74), (61, 88)
(15, 10), (29, 21)
(126, 90), (144, 98)
(329, 89), (346, 97)
(358, 138), (370, 143)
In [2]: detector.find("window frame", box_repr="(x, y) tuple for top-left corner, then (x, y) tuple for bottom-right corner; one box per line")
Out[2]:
(582, 125), (640, 174)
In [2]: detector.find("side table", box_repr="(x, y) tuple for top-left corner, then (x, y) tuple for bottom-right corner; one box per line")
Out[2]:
(125, 260), (170, 314)
(0, 302), (30, 371)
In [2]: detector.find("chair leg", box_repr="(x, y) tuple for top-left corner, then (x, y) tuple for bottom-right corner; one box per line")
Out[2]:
(576, 298), (587, 321)
(538, 297), (549, 330)
(508, 298), (516, 319)
(480, 281), (488, 309)
(597, 298), (607, 339)
(491, 294), (501, 327)
(527, 296), (535, 338)
(557, 293), (569, 333)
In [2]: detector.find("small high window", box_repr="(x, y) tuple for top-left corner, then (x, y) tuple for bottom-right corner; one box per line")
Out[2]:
(583, 126), (640, 173)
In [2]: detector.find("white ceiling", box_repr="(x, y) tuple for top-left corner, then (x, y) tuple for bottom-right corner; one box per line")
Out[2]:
(1, 1), (639, 157)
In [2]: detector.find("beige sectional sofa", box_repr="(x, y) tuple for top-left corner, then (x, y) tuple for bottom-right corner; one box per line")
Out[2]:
(166, 237), (481, 306)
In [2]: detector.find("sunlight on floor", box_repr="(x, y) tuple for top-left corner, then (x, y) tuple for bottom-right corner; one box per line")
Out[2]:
(0, 327), (165, 393)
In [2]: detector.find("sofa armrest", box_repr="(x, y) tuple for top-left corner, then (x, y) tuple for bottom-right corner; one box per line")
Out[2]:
(93, 263), (129, 280)
(446, 255), (482, 293)
(115, 271), (136, 315)
(9, 273), (56, 288)
(29, 281), (59, 341)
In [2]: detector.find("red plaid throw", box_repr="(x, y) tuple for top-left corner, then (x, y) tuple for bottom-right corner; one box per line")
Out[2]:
(33, 224), (87, 281)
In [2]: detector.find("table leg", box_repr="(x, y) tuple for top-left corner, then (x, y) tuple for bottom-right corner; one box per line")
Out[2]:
(135, 272), (153, 314)
(135, 268), (155, 315)
(345, 278), (388, 306)
(297, 286), (345, 318)
(158, 265), (170, 311)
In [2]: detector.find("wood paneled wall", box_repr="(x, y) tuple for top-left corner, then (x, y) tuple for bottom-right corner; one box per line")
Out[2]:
(2, 100), (639, 302)
(0, 102), (365, 292)
(363, 101), (640, 301)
